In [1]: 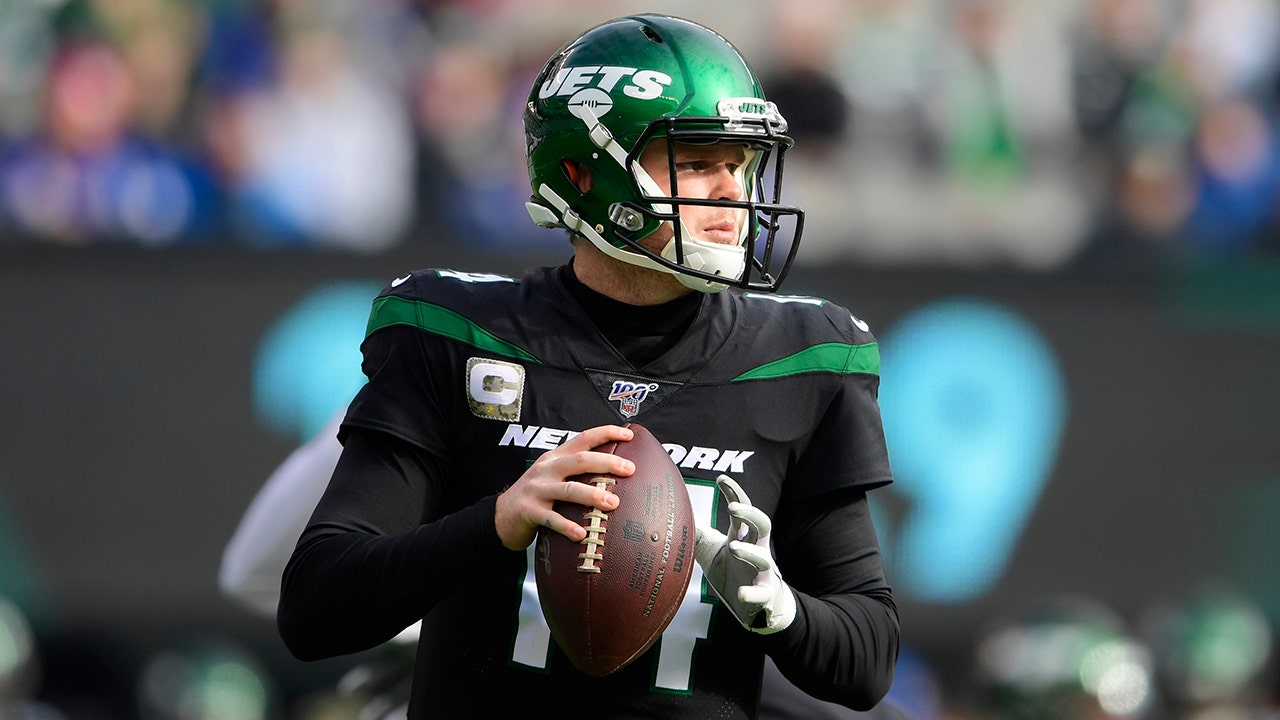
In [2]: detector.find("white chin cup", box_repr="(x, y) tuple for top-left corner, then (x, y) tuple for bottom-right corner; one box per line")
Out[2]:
(662, 234), (745, 293)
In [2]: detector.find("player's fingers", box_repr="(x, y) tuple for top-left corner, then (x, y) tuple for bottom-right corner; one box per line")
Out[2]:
(525, 444), (632, 489)
(716, 474), (748, 506)
(557, 448), (634, 481)
(563, 424), (635, 452)
(738, 583), (772, 606)
(557, 476), (620, 511)
(498, 489), (570, 550)
(726, 512), (744, 544)
(727, 502), (770, 541)
(728, 541), (773, 572)
(540, 509), (588, 543)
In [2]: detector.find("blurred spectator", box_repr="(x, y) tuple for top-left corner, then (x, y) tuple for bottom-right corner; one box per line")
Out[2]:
(811, 0), (939, 264)
(0, 36), (219, 246)
(1067, 0), (1183, 264)
(409, 33), (561, 252)
(1180, 96), (1280, 257)
(199, 0), (277, 98)
(1070, 0), (1170, 151)
(921, 0), (1089, 269)
(1111, 142), (1196, 255)
(1177, 0), (1280, 104)
(757, 0), (852, 156)
(754, 0), (860, 263)
(85, 0), (205, 144)
(215, 7), (415, 250)
(1073, 0), (1280, 263)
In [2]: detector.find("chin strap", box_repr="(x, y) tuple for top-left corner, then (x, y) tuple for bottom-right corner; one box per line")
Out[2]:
(527, 183), (740, 294)
(528, 184), (666, 272)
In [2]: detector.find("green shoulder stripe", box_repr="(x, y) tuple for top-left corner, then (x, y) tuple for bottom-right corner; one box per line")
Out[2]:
(366, 295), (541, 364)
(732, 342), (879, 382)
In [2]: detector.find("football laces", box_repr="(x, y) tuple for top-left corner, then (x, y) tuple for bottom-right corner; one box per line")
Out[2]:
(576, 476), (616, 573)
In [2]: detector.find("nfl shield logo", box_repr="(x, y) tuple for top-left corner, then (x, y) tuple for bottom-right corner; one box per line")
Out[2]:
(608, 381), (659, 418)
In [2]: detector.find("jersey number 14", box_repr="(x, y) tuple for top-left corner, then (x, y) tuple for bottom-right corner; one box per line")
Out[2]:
(510, 482), (716, 692)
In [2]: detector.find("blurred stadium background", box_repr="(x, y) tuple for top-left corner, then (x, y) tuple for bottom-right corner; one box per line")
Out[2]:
(1, 0), (1278, 718)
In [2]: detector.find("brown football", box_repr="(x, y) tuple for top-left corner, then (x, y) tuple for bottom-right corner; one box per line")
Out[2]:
(533, 422), (695, 677)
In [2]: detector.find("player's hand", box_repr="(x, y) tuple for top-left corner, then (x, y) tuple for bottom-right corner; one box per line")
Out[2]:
(494, 425), (632, 551)
(694, 474), (797, 634)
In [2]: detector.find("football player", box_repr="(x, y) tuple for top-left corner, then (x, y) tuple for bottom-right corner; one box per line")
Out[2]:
(278, 14), (899, 718)
(223, 413), (912, 718)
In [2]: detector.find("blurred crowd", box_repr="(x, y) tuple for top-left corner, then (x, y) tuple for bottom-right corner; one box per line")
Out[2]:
(0, 0), (1278, 267)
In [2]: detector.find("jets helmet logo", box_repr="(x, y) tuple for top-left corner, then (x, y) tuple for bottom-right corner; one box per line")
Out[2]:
(539, 65), (674, 119)
(567, 88), (613, 119)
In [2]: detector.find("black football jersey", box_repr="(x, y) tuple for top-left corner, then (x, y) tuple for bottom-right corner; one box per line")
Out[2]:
(341, 265), (893, 718)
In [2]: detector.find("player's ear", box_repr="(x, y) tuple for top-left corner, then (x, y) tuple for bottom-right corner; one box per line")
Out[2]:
(562, 160), (592, 193)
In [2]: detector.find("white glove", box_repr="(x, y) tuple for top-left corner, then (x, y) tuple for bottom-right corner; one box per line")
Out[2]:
(694, 474), (797, 634)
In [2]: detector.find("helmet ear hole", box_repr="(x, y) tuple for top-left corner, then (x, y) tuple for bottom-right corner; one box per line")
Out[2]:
(561, 160), (592, 193)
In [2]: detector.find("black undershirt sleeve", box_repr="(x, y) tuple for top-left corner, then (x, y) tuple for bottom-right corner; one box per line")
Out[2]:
(762, 489), (900, 711)
(277, 428), (509, 661)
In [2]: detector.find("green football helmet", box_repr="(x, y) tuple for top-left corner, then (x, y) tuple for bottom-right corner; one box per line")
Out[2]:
(523, 14), (804, 293)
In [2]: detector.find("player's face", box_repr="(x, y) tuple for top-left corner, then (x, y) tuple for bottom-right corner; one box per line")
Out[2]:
(636, 139), (751, 252)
